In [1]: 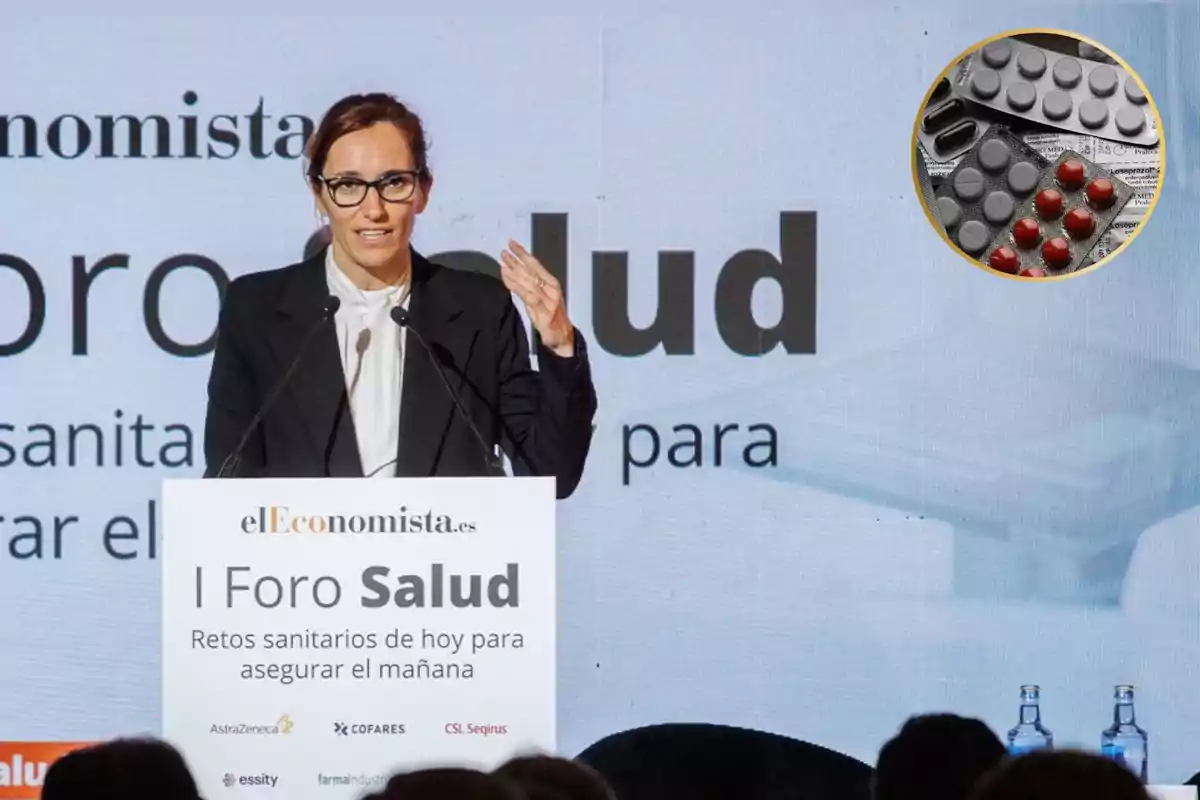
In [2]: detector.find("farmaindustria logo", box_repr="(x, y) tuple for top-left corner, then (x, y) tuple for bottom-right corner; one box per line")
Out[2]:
(333, 721), (406, 737)
(211, 714), (294, 736)
(318, 772), (386, 790)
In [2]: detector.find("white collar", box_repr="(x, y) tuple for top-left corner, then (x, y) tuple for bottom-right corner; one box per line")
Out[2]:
(325, 248), (411, 308)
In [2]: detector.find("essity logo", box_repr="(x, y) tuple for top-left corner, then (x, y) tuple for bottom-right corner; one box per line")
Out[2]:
(211, 714), (294, 736)
(222, 772), (279, 788)
(0, 742), (94, 798)
(317, 772), (386, 790)
(333, 722), (406, 737)
(443, 723), (508, 737)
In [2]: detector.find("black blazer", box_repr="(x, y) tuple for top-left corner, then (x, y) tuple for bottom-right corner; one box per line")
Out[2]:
(202, 248), (597, 498)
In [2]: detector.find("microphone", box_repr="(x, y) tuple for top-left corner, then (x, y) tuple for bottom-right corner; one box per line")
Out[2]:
(214, 295), (342, 478)
(389, 306), (505, 477)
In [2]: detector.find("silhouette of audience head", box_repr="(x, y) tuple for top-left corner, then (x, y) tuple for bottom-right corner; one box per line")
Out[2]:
(40, 737), (201, 800)
(363, 767), (525, 800)
(494, 753), (617, 800)
(873, 713), (1007, 800)
(971, 749), (1150, 800)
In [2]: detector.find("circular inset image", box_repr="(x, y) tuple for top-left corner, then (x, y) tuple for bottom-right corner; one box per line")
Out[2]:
(912, 29), (1164, 281)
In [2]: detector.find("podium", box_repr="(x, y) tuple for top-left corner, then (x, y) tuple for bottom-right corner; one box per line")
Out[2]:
(160, 476), (557, 799)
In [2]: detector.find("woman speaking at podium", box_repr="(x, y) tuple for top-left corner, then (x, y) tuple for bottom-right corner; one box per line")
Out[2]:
(202, 93), (597, 499)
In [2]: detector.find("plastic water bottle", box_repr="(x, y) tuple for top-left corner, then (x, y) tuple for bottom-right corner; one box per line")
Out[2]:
(1006, 684), (1053, 755)
(1101, 684), (1149, 783)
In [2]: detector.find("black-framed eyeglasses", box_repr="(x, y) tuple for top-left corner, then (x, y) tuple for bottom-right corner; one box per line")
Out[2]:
(315, 170), (420, 208)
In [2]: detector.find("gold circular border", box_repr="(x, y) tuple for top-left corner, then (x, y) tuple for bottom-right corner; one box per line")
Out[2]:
(910, 27), (1167, 283)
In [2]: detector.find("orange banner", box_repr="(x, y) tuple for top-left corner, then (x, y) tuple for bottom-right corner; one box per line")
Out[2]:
(0, 742), (94, 798)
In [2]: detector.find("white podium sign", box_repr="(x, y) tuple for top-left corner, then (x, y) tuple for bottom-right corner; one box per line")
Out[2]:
(1149, 788), (1198, 800)
(161, 476), (556, 799)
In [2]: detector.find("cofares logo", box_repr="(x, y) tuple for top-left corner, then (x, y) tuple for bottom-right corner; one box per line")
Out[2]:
(444, 723), (508, 737)
(241, 505), (475, 535)
(210, 714), (294, 736)
(222, 773), (279, 788)
(332, 722), (407, 737)
(0, 742), (94, 798)
(317, 773), (387, 790)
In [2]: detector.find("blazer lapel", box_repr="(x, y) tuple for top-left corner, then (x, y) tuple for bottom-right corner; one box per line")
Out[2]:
(269, 250), (363, 477)
(395, 252), (463, 477)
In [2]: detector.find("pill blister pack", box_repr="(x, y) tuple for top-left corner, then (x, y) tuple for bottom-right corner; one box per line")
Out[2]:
(933, 127), (1050, 260)
(917, 71), (996, 163)
(981, 149), (1132, 276)
(915, 143), (941, 221)
(958, 37), (1157, 148)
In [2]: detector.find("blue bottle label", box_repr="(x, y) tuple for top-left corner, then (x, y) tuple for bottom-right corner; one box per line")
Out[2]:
(1102, 744), (1127, 765)
(1009, 745), (1040, 756)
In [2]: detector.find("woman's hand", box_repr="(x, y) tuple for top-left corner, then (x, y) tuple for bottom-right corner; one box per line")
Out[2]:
(500, 239), (575, 358)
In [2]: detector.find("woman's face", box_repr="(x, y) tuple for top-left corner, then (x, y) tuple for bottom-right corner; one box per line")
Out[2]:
(313, 122), (430, 273)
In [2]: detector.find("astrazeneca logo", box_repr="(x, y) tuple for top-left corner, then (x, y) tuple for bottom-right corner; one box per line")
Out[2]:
(333, 722), (407, 737)
(210, 714), (294, 736)
(222, 772), (279, 788)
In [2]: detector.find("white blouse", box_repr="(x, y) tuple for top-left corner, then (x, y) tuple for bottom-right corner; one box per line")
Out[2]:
(324, 252), (410, 478)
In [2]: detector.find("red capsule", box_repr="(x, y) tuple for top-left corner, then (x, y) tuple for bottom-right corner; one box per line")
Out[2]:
(1042, 237), (1072, 269)
(1013, 217), (1042, 249)
(989, 246), (1020, 274)
(1087, 177), (1115, 208)
(1035, 188), (1065, 220)
(1064, 207), (1096, 239)
(1057, 159), (1087, 190)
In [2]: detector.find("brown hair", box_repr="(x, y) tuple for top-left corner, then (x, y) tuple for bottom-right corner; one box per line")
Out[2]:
(305, 92), (432, 184)
(494, 753), (617, 800)
(970, 750), (1149, 800)
(41, 737), (202, 800)
(873, 714), (1006, 800)
(362, 767), (524, 800)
